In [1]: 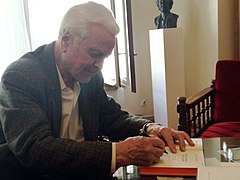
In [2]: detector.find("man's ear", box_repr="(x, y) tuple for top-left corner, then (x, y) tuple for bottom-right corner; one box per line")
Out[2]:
(60, 31), (71, 52)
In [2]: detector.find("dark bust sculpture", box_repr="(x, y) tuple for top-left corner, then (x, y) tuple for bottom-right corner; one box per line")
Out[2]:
(155, 0), (179, 29)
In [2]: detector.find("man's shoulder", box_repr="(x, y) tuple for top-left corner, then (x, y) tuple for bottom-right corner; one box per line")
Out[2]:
(3, 43), (56, 78)
(5, 44), (46, 71)
(170, 12), (179, 18)
(1, 44), (58, 92)
(3, 53), (44, 79)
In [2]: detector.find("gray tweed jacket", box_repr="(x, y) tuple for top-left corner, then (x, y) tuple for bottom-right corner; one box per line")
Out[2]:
(0, 42), (151, 179)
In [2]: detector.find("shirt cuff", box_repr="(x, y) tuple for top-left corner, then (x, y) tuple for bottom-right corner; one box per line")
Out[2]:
(111, 142), (116, 173)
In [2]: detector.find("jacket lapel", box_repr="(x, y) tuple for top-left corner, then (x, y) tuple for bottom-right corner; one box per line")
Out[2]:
(79, 82), (100, 141)
(41, 42), (62, 137)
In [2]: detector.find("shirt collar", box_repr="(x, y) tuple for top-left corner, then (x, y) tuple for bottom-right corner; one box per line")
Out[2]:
(56, 64), (80, 91)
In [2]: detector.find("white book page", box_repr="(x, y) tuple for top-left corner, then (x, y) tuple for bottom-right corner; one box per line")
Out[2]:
(151, 138), (205, 168)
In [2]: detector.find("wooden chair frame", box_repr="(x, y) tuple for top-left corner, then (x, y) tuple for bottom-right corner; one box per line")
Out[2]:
(177, 81), (216, 137)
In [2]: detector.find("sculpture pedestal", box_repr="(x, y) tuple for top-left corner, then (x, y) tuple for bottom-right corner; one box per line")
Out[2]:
(149, 28), (185, 129)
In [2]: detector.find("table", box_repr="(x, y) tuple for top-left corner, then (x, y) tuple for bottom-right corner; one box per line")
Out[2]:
(113, 137), (240, 180)
(203, 137), (240, 165)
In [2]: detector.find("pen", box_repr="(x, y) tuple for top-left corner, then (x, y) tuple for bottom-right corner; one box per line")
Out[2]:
(139, 128), (168, 154)
(163, 150), (168, 154)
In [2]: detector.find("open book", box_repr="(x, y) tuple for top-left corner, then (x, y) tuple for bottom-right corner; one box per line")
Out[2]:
(139, 138), (205, 176)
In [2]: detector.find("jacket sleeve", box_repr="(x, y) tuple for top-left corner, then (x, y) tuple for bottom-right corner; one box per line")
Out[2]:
(91, 73), (153, 141)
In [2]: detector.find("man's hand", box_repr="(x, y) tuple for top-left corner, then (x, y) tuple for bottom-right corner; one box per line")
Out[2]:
(146, 124), (195, 153)
(116, 136), (165, 168)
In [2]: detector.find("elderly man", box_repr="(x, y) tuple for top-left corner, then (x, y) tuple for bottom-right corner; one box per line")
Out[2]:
(0, 1), (192, 179)
(155, 0), (179, 28)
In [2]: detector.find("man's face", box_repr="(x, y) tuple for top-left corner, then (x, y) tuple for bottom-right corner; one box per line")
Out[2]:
(60, 24), (115, 84)
(157, 0), (173, 12)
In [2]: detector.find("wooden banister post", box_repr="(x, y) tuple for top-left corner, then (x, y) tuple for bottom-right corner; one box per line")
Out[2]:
(177, 97), (189, 134)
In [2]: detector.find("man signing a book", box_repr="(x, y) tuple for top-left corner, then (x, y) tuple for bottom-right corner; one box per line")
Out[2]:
(0, 1), (194, 179)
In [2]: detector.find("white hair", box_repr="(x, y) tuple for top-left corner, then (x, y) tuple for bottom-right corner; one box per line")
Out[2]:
(59, 1), (120, 38)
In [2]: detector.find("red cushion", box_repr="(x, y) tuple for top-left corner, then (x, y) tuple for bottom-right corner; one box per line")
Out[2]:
(213, 60), (240, 122)
(200, 121), (240, 138)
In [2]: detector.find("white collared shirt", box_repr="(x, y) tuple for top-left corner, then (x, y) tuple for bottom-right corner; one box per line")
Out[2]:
(57, 67), (84, 141)
(56, 65), (116, 173)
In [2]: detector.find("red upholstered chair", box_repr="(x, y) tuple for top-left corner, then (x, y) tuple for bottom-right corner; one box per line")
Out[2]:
(177, 60), (240, 138)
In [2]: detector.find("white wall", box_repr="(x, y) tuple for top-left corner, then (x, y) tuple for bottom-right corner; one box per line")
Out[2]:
(107, 0), (237, 120)
(175, 0), (236, 96)
(175, 0), (219, 96)
(218, 0), (237, 59)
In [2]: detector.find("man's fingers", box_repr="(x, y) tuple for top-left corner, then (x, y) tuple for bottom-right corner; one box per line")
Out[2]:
(175, 132), (186, 151)
(150, 137), (165, 149)
(158, 128), (195, 153)
(183, 133), (195, 146)
(145, 124), (195, 154)
(159, 127), (177, 153)
(173, 131), (195, 151)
